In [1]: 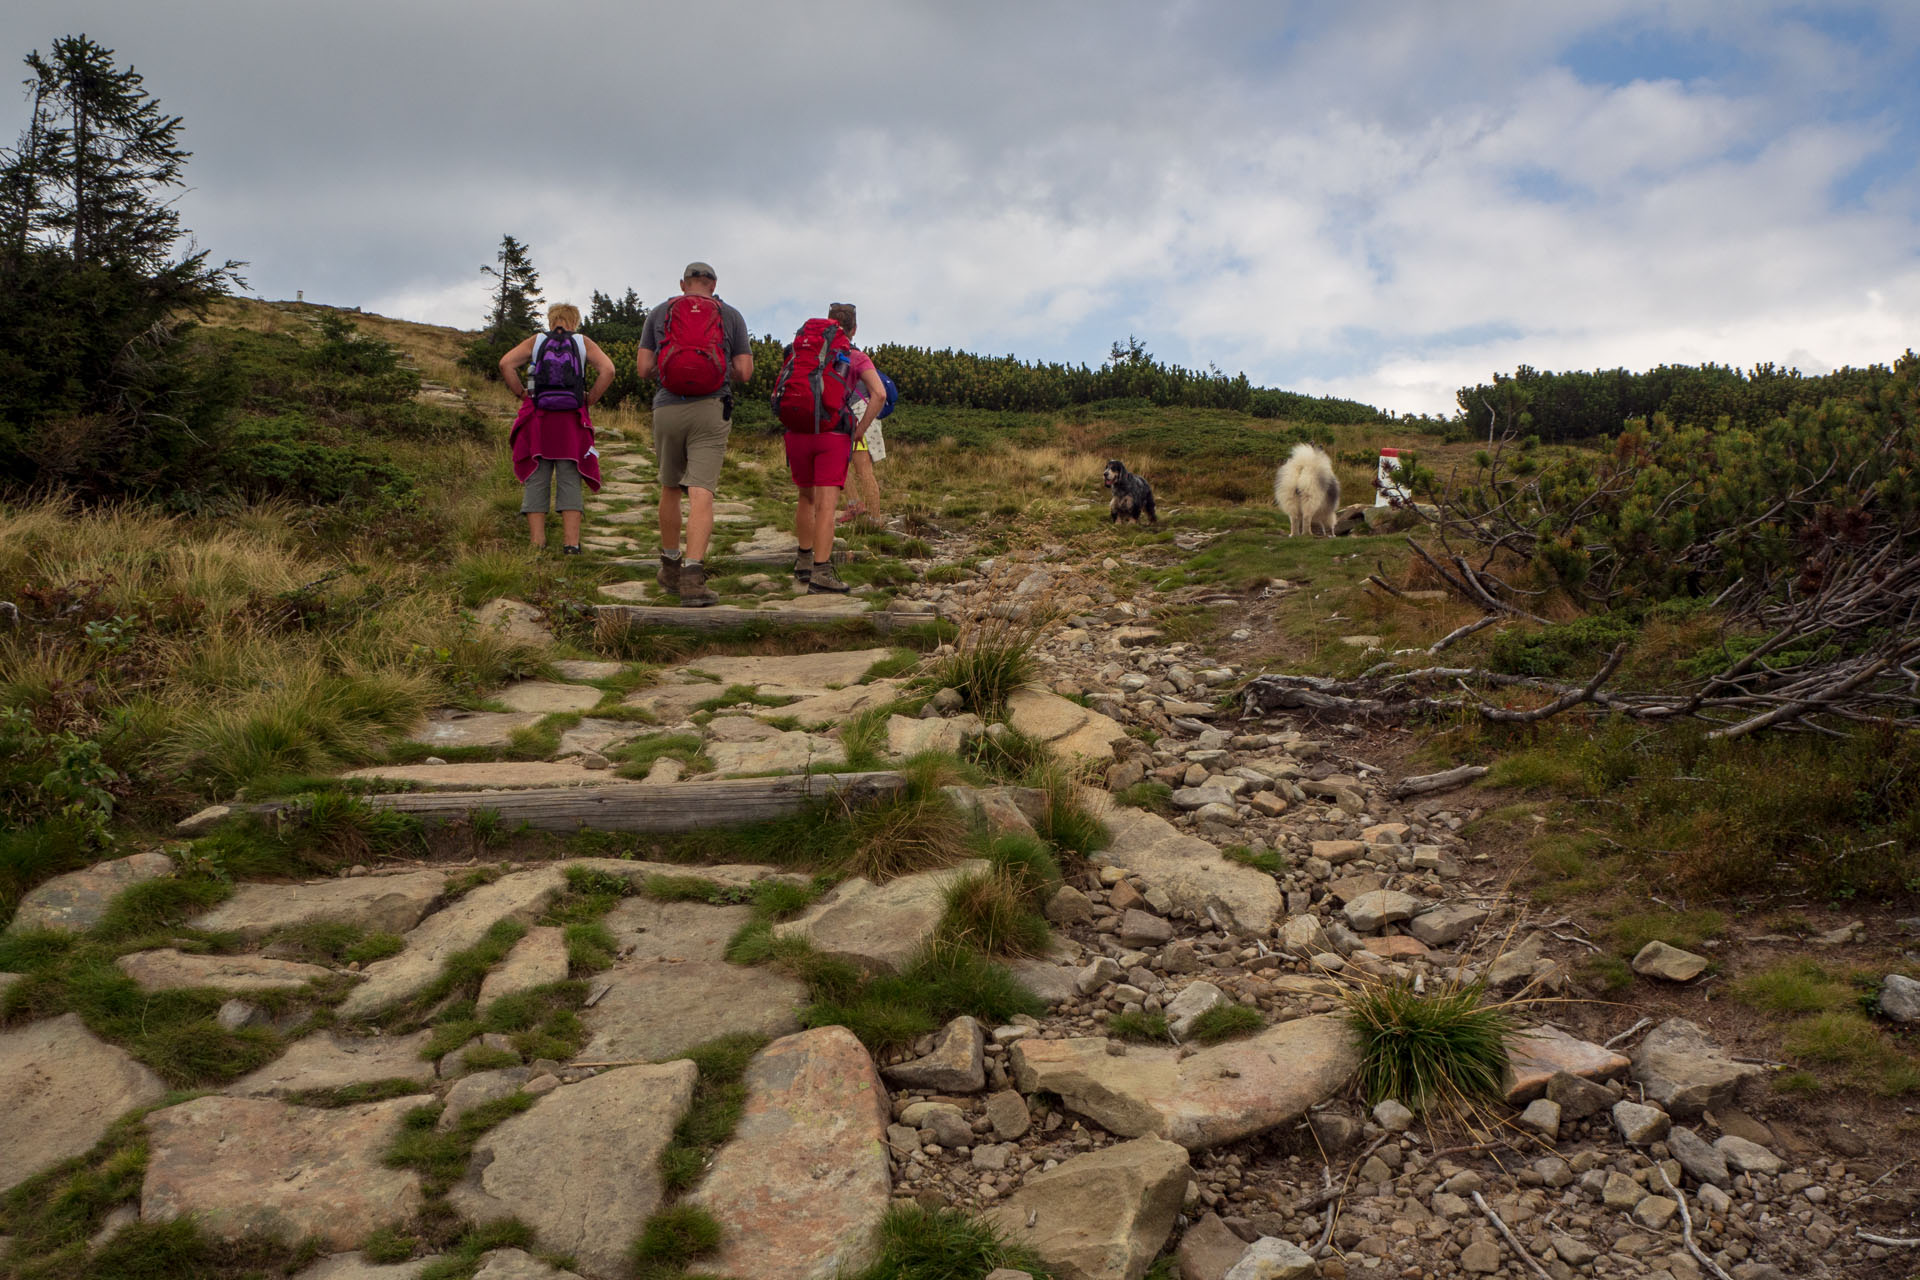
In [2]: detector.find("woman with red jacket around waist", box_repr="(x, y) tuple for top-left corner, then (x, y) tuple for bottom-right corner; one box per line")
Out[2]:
(500, 303), (613, 553)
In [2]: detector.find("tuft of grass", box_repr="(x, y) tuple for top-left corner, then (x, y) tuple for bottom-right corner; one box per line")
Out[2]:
(1114, 780), (1174, 815)
(937, 869), (1051, 957)
(797, 942), (1045, 1051)
(415, 1217), (537, 1280)
(1222, 845), (1285, 875)
(280, 1079), (432, 1108)
(1343, 979), (1513, 1118)
(659, 1033), (767, 1193)
(1188, 1004), (1264, 1044)
(1108, 1010), (1172, 1042)
(984, 833), (1062, 900)
(643, 874), (756, 906)
(1734, 960), (1855, 1015)
(385, 1094), (536, 1196)
(610, 732), (709, 781)
(1027, 764), (1110, 857)
(0, 1103), (154, 1267)
(91, 875), (232, 943)
(1781, 1011), (1920, 1096)
(359, 1224), (419, 1264)
(839, 785), (972, 883)
(1606, 909), (1725, 960)
(628, 1204), (723, 1276)
(840, 1202), (1057, 1280)
(268, 920), (405, 966)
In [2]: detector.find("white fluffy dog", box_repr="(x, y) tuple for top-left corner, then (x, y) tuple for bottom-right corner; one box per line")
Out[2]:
(1274, 443), (1340, 536)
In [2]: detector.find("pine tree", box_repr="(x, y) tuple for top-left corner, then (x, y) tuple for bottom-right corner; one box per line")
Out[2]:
(584, 287), (646, 343)
(482, 235), (542, 336)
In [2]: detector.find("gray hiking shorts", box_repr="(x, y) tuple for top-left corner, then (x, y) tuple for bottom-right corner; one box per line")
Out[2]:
(521, 458), (583, 513)
(653, 398), (730, 493)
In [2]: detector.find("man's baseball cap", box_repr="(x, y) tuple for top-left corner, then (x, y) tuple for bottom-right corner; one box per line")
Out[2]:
(682, 261), (716, 280)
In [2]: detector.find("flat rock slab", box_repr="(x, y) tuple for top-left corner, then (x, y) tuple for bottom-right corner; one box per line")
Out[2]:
(604, 897), (755, 963)
(339, 868), (566, 1018)
(472, 1250), (583, 1279)
(1095, 805), (1281, 936)
(1505, 1025), (1631, 1104)
(556, 717), (647, 758)
(1011, 1015), (1358, 1151)
(191, 870), (447, 941)
(705, 730), (846, 775)
(598, 580), (652, 603)
(692, 1027), (892, 1280)
(448, 1062), (697, 1279)
(984, 1137), (1189, 1280)
(116, 948), (333, 993)
(772, 861), (988, 974)
(9, 850), (175, 934)
(477, 926), (569, 1012)
(0, 1013), (167, 1193)
(494, 680), (603, 714)
(693, 648), (895, 693)
(142, 1096), (422, 1248)
(580, 957), (805, 1064)
(622, 676), (726, 721)
(408, 709), (543, 748)
(294, 1255), (437, 1280)
(231, 1030), (437, 1097)
(1007, 687), (1129, 764)
(549, 659), (626, 682)
(774, 679), (903, 728)
(343, 761), (640, 790)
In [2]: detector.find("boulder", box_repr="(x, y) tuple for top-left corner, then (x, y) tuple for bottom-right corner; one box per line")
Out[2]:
(1631, 1019), (1760, 1118)
(472, 599), (551, 647)
(1010, 1015), (1357, 1150)
(190, 870), (447, 940)
(1504, 1025), (1629, 1104)
(115, 949), (333, 993)
(8, 851), (174, 934)
(448, 1063), (697, 1279)
(1096, 807), (1281, 935)
(771, 861), (987, 973)
(984, 1137), (1189, 1280)
(475, 926), (569, 1013)
(882, 1016), (985, 1092)
(1880, 973), (1920, 1024)
(142, 1096), (421, 1248)
(0, 1013), (167, 1193)
(692, 1028), (893, 1280)
(888, 715), (967, 758)
(1631, 940), (1709, 982)
(1545, 1071), (1617, 1120)
(339, 868), (566, 1018)
(231, 1030), (437, 1098)
(1118, 909), (1174, 946)
(1007, 687), (1129, 764)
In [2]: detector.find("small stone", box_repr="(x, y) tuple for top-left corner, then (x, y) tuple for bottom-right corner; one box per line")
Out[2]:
(1602, 1172), (1643, 1210)
(1076, 957), (1124, 995)
(1631, 941), (1710, 982)
(1165, 981), (1229, 1038)
(1224, 1236), (1316, 1279)
(1341, 890), (1421, 933)
(1552, 1232), (1598, 1266)
(985, 1090), (1030, 1141)
(1634, 1193), (1680, 1231)
(1546, 1070), (1617, 1119)
(1119, 909), (1174, 946)
(1045, 885), (1095, 925)
(1519, 1097), (1561, 1140)
(1667, 1125), (1731, 1188)
(1372, 1099), (1414, 1132)
(216, 999), (264, 1031)
(1460, 1239), (1502, 1273)
(882, 1016), (986, 1093)
(1697, 1183), (1732, 1215)
(1713, 1135), (1782, 1175)
(1613, 1100), (1671, 1144)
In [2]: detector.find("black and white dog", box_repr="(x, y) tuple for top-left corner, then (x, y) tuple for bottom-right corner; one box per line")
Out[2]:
(1102, 459), (1158, 524)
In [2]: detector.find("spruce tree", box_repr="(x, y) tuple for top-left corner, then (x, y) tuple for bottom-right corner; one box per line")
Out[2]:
(482, 235), (542, 336)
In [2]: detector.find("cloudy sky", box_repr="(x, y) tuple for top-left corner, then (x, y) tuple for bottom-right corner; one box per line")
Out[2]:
(9, 1), (1918, 413)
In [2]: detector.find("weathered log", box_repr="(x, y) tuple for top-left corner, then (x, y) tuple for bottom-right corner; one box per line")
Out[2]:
(180, 771), (907, 836)
(593, 603), (914, 633)
(1390, 764), (1491, 798)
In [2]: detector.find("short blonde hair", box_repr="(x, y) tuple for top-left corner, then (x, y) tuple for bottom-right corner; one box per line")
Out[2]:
(547, 303), (581, 331)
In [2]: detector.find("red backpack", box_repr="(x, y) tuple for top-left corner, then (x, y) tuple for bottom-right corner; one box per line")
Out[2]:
(771, 319), (856, 433)
(655, 294), (729, 396)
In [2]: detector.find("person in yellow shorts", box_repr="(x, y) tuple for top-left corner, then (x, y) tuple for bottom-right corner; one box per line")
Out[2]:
(840, 370), (894, 526)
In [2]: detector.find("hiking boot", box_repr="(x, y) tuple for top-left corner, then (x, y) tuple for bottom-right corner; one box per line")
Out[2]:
(657, 554), (682, 595)
(679, 561), (717, 607)
(793, 548), (813, 583)
(807, 560), (850, 594)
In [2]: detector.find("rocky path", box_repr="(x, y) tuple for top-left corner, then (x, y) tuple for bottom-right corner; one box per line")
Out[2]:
(0, 431), (1907, 1279)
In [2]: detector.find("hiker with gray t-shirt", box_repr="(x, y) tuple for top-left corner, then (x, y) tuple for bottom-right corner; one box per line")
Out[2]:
(635, 262), (753, 606)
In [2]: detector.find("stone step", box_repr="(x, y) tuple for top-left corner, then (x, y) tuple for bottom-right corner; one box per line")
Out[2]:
(340, 760), (642, 791)
(593, 600), (892, 632)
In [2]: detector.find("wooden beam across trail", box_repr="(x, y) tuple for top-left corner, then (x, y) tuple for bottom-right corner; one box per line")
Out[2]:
(182, 771), (909, 836)
(593, 603), (925, 633)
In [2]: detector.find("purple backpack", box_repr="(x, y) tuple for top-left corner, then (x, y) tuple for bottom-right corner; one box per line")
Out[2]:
(529, 329), (587, 411)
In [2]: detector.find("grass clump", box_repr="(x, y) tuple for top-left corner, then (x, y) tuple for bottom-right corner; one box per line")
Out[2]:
(658, 1033), (767, 1193)
(1606, 908), (1724, 960)
(1114, 780), (1174, 815)
(267, 920), (404, 965)
(359, 1224), (420, 1264)
(611, 732), (709, 781)
(628, 1204), (723, 1277)
(840, 1202), (1056, 1280)
(385, 1094), (535, 1195)
(1734, 960), (1856, 1015)
(1343, 979), (1513, 1117)
(1780, 1012), (1920, 1096)
(1108, 1010), (1172, 1042)
(936, 869), (1051, 958)
(415, 1218), (537, 1280)
(799, 943), (1045, 1051)
(933, 601), (1049, 717)
(1188, 1004), (1264, 1044)
(1222, 845), (1284, 875)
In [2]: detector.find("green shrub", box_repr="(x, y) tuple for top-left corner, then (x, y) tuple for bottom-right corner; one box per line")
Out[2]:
(1188, 1004), (1264, 1044)
(1344, 981), (1512, 1116)
(1487, 615), (1636, 677)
